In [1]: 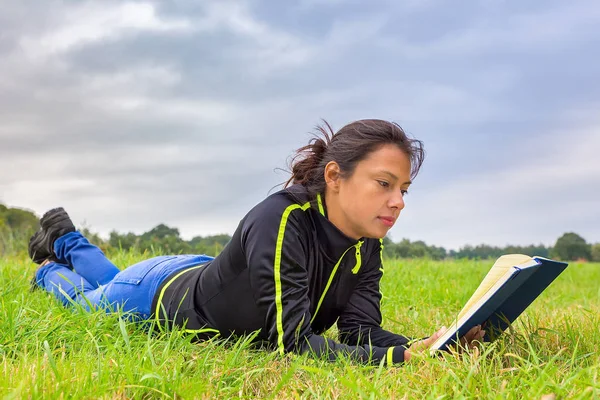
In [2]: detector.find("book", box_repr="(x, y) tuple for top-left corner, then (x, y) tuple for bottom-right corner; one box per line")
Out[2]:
(430, 254), (569, 353)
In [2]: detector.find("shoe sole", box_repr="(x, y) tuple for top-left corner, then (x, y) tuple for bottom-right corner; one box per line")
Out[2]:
(41, 207), (74, 231)
(36, 207), (76, 257)
(29, 228), (57, 260)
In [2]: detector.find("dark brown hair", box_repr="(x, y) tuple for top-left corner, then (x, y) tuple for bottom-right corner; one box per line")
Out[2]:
(285, 119), (425, 197)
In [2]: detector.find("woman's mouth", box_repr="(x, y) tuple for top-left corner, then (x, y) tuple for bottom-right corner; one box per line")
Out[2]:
(378, 216), (395, 227)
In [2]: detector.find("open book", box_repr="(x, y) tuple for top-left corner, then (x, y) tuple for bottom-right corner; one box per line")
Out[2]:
(430, 254), (568, 353)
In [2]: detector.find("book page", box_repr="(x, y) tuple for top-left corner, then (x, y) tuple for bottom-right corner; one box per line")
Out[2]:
(456, 254), (533, 321)
(430, 265), (517, 352)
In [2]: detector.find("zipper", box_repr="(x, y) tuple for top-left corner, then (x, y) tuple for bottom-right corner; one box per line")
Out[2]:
(351, 240), (364, 274)
(310, 240), (364, 323)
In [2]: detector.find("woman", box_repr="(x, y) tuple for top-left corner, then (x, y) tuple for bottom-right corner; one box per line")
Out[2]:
(30, 119), (483, 365)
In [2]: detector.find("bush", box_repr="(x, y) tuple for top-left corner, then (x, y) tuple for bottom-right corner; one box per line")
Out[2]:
(591, 243), (600, 262)
(551, 232), (591, 261)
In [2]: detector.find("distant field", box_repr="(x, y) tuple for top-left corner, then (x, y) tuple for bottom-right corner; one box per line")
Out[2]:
(1, 253), (598, 399)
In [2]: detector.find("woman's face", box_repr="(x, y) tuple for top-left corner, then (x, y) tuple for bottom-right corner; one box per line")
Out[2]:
(326, 144), (412, 240)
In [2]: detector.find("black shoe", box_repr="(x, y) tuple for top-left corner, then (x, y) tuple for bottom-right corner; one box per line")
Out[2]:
(28, 230), (53, 264)
(30, 207), (76, 261)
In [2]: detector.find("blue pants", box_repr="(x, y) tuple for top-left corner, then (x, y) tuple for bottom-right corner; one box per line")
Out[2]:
(35, 232), (214, 320)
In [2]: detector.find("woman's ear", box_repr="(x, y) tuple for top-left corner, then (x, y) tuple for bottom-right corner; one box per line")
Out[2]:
(324, 161), (341, 193)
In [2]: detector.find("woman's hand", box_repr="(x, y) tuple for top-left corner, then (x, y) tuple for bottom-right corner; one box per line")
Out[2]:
(455, 324), (485, 352)
(403, 325), (485, 362)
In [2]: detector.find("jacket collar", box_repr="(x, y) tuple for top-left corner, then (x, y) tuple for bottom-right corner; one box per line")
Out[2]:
(284, 185), (362, 259)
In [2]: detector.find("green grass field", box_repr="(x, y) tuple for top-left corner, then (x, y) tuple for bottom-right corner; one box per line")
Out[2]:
(1, 252), (598, 399)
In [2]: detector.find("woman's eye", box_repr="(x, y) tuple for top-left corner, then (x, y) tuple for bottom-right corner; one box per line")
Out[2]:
(377, 180), (389, 188)
(401, 189), (409, 196)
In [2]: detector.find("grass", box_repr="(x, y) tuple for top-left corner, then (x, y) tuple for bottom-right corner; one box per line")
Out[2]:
(0, 252), (599, 399)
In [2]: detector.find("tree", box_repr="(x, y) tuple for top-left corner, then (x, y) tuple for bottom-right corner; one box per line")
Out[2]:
(0, 203), (39, 255)
(109, 230), (139, 251)
(188, 234), (231, 256)
(551, 232), (591, 261)
(381, 237), (447, 260)
(0, 204), (38, 233)
(141, 224), (181, 241)
(591, 243), (600, 262)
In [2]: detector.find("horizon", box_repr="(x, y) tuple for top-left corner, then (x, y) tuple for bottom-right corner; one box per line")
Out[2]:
(1, 201), (587, 253)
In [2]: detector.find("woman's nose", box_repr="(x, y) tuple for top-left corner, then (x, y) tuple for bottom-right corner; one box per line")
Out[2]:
(389, 191), (405, 211)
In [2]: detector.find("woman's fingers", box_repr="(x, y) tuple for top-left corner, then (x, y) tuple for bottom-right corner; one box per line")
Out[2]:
(467, 325), (481, 339)
(459, 326), (477, 347)
(428, 326), (448, 346)
(466, 329), (486, 350)
(407, 325), (487, 361)
(409, 326), (448, 353)
(456, 325), (486, 351)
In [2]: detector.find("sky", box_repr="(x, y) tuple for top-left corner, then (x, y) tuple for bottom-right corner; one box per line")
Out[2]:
(1, 0), (599, 250)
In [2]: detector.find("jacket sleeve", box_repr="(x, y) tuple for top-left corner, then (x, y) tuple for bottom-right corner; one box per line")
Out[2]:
(337, 239), (414, 349)
(242, 201), (407, 365)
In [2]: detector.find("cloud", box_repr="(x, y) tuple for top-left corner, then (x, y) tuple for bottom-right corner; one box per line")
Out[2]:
(19, 2), (192, 57)
(1, 0), (599, 249)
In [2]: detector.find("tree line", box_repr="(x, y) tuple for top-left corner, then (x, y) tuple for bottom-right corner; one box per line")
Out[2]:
(1, 203), (599, 261)
(382, 233), (599, 261)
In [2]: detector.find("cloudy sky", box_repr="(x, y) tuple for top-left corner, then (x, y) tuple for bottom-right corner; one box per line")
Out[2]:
(1, 0), (599, 250)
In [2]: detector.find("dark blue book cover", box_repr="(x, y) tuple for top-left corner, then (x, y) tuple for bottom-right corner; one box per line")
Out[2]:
(432, 257), (569, 352)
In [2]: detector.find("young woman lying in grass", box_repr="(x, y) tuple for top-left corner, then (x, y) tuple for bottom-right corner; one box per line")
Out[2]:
(29, 119), (483, 365)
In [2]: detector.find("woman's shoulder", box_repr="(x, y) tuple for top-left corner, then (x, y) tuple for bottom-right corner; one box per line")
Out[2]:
(251, 185), (312, 213)
(242, 185), (315, 227)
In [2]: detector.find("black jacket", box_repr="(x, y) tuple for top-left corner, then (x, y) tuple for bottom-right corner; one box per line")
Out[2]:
(152, 185), (411, 365)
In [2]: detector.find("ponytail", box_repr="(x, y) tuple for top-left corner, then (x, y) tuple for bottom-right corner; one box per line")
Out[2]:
(285, 122), (332, 188)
